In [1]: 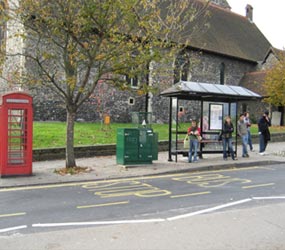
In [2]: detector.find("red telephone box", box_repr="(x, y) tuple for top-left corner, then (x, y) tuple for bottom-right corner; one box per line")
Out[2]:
(0, 92), (33, 177)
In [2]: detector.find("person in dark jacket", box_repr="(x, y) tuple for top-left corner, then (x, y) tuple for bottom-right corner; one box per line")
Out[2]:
(258, 110), (271, 155)
(221, 116), (236, 160)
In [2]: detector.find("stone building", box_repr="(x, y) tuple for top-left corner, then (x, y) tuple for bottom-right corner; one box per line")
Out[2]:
(148, 0), (277, 123)
(0, 0), (281, 123)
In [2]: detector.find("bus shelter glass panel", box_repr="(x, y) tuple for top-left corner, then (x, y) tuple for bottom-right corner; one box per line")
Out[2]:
(170, 98), (189, 158)
(7, 109), (27, 165)
(201, 102), (237, 153)
(171, 98), (178, 154)
(170, 98), (202, 160)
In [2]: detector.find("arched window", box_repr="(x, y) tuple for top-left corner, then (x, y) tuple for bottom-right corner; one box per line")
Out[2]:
(181, 58), (190, 81)
(126, 73), (138, 88)
(220, 62), (225, 85)
(174, 52), (190, 84)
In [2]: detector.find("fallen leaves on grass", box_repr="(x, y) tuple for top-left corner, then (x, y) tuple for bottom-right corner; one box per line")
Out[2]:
(54, 166), (93, 176)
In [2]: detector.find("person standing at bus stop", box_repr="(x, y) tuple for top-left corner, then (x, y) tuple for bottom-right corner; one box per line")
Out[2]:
(238, 113), (249, 158)
(258, 110), (271, 155)
(187, 120), (201, 163)
(221, 116), (236, 161)
(244, 112), (254, 151)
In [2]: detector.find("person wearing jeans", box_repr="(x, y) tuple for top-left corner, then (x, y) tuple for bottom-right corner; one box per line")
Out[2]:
(238, 113), (249, 158)
(187, 120), (201, 163)
(244, 112), (253, 151)
(221, 116), (236, 160)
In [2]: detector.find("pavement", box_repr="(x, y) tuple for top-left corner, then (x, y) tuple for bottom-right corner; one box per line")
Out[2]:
(1, 142), (285, 188)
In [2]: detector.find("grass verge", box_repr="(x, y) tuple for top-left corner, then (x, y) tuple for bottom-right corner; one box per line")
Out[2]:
(33, 122), (285, 149)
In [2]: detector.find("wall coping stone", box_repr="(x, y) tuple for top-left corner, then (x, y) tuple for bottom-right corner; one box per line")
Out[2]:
(33, 133), (285, 161)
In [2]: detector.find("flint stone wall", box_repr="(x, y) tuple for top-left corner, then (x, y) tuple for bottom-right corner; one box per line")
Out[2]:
(13, 46), (261, 123)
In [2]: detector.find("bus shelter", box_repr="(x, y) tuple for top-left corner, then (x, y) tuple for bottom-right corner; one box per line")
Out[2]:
(160, 81), (262, 162)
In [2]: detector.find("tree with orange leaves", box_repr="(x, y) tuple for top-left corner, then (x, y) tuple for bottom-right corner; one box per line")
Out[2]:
(263, 51), (285, 106)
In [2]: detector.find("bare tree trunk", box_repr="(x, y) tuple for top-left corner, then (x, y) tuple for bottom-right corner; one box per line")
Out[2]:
(66, 108), (76, 168)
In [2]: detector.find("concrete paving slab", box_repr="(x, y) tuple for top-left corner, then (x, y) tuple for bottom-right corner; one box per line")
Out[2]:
(0, 142), (284, 188)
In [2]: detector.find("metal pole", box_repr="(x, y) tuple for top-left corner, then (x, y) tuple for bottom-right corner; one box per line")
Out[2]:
(235, 102), (238, 156)
(200, 100), (204, 158)
(175, 98), (179, 162)
(168, 98), (173, 162)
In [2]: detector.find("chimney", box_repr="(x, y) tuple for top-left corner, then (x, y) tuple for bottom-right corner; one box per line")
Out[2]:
(246, 4), (253, 22)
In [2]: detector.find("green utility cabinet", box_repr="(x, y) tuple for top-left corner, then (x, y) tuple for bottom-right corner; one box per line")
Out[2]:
(116, 128), (158, 165)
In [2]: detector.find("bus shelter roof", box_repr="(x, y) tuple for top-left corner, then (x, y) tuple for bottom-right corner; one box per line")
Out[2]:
(160, 81), (262, 101)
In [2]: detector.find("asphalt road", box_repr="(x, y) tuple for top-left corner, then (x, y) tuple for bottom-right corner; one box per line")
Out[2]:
(1, 163), (285, 237)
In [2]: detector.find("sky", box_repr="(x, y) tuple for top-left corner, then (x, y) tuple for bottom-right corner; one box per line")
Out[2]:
(227, 0), (285, 50)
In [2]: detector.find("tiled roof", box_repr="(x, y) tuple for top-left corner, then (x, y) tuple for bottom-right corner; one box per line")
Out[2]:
(239, 71), (268, 96)
(272, 48), (285, 59)
(179, 1), (272, 62)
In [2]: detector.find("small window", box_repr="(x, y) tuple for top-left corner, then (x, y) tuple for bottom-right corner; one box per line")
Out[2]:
(128, 97), (135, 106)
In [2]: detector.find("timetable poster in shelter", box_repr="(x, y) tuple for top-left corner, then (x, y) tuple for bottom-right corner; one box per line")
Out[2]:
(209, 104), (223, 130)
